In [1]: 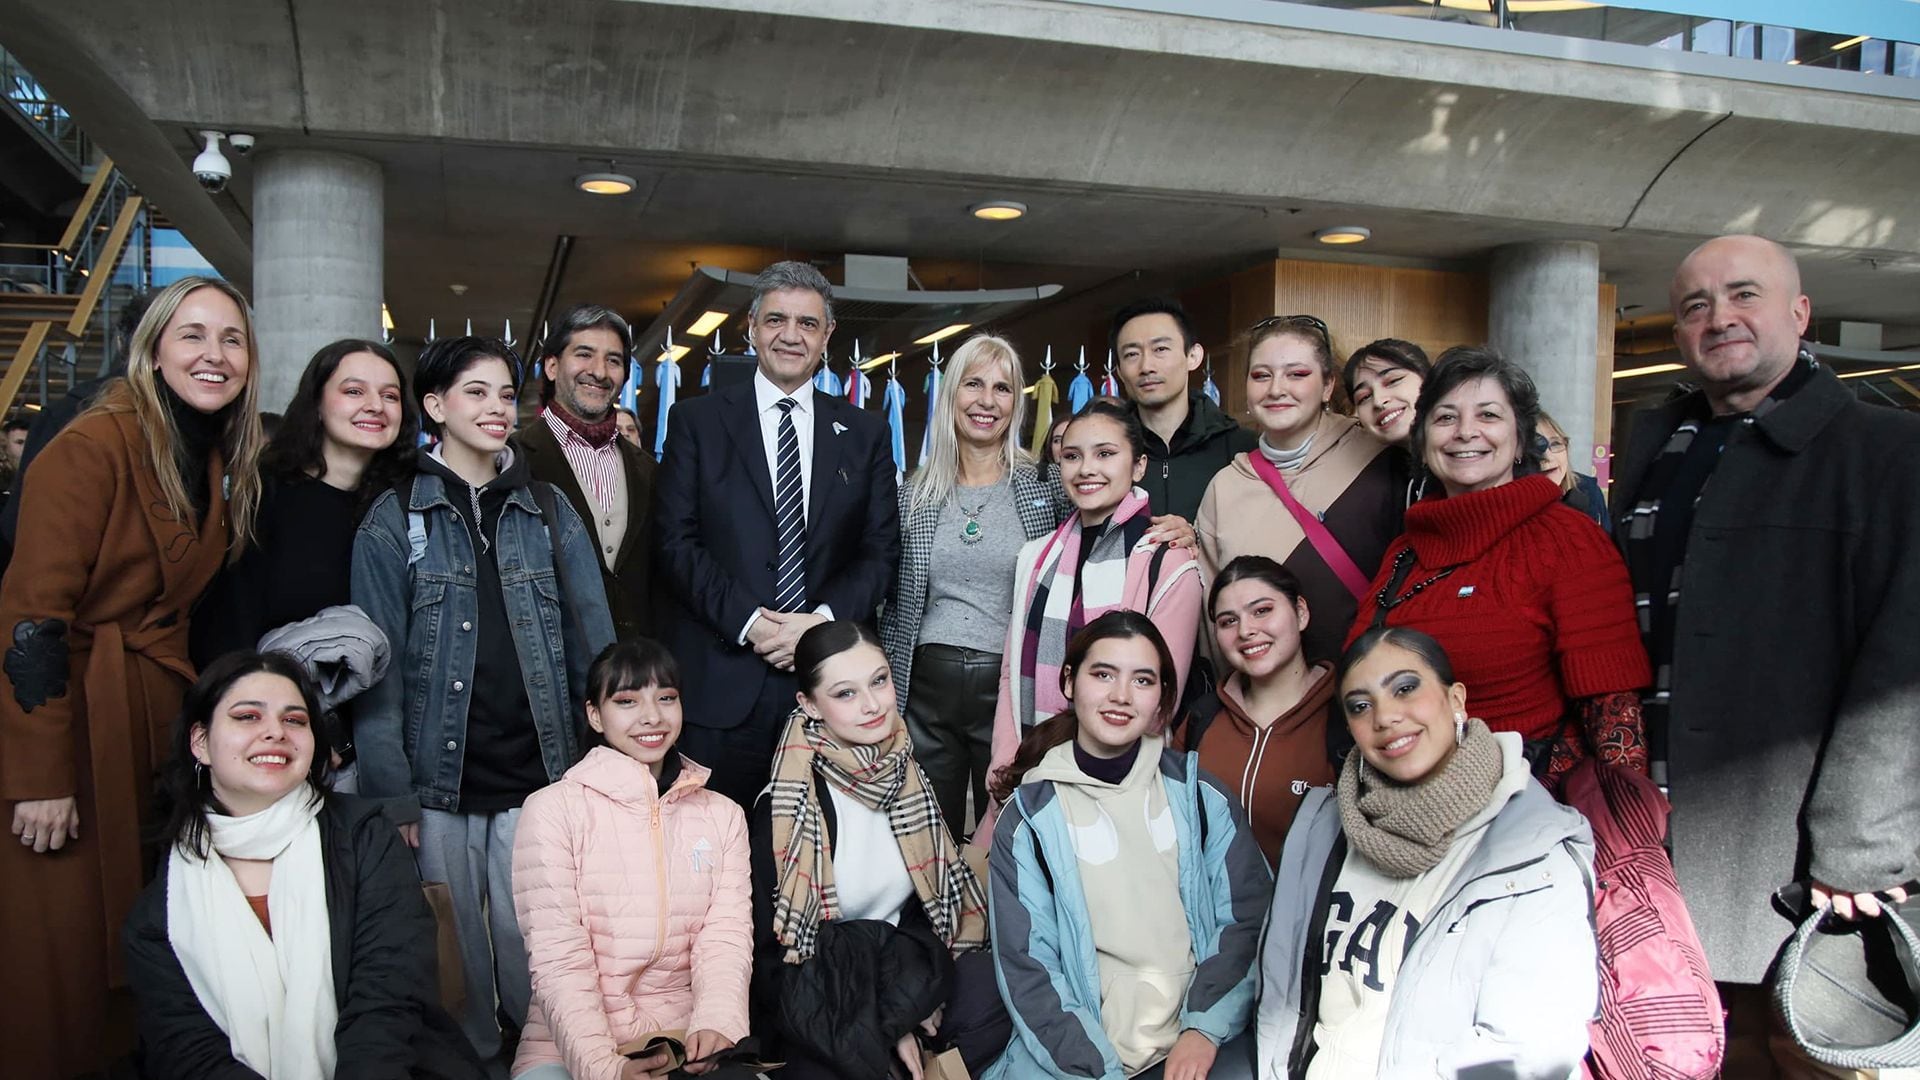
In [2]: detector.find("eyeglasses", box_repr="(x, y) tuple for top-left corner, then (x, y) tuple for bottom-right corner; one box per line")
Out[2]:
(1250, 314), (1330, 343)
(1543, 438), (1568, 453)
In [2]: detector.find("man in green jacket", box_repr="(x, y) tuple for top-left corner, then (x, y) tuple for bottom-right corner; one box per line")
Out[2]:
(1111, 297), (1257, 523)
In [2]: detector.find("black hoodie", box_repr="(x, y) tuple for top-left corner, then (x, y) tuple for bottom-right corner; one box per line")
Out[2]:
(417, 446), (546, 811)
(1131, 392), (1259, 522)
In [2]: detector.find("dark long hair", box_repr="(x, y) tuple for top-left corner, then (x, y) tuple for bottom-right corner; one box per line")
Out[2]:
(794, 619), (887, 696)
(157, 651), (334, 859)
(580, 638), (683, 751)
(1338, 626), (1457, 697)
(988, 610), (1178, 805)
(1206, 554), (1305, 620)
(1341, 338), (1431, 402)
(1064, 396), (1146, 460)
(259, 338), (419, 514)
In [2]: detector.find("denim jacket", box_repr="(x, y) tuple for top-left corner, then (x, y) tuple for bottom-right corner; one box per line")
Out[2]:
(350, 457), (616, 814)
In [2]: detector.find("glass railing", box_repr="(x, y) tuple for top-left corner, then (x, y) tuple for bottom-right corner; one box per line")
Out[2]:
(1, 46), (91, 167)
(1253, 1), (1920, 82)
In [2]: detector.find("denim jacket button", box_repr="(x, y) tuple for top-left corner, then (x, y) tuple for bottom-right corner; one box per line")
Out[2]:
(445, 740), (457, 751)
(461, 621), (472, 631)
(463, 565), (473, 574)
(453, 680), (465, 692)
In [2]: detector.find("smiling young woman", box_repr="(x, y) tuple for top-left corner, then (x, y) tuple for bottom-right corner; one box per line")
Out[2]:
(748, 620), (1007, 1080)
(984, 400), (1204, 823)
(510, 639), (753, 1080)
(122, 651), (483, 1080)
(1195, 316), (1403, 667)
(191, 339), (419, 679)
(1257, 627), (1599, 1078)
(985, 611), (1270, 1080)
(1347, 346), (1650, 785)
(349, 335), (616, 1066)
(0, 275), (266, 1075)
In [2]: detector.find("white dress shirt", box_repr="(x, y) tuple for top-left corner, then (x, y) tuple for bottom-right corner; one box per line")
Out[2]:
(739, 369), (832, 642)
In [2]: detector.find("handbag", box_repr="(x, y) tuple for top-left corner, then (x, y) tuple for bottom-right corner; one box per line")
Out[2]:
(1773, 888), (1920, 1070)
(1248, 450), (1372, 600)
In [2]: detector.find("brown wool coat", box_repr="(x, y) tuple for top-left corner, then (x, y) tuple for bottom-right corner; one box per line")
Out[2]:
(0, 407), (228, 1077)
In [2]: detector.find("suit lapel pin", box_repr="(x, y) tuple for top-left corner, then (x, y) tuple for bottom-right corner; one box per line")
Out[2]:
(1457, 585), (1476, 598)
(832, 421), (847, 435)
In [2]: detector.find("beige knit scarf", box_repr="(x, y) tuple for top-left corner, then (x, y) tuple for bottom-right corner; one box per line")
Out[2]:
(1337, 718), (1504, 878)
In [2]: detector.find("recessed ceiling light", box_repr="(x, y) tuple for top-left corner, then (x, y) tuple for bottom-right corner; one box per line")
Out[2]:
(1315, 226), (1371, 245)
(915, 324), (971, 345)
(661, 344), (690, 361)
(1829, 35), (1869, 52)
(969, 201), (1027, 221)
(686, 310), (731, 337)
(1612, 363), (1686, 380)
(858, 351), (902, 371)
(576, 171), (637, 196)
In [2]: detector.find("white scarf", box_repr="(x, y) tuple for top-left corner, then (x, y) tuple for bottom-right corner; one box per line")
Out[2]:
(167, 787), (337, 1080)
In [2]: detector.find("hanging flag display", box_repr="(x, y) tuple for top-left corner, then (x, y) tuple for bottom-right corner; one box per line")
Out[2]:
(845, 365), (871, 409)
(619, 355), (642, 417)
(920, 343), (944, 466)
(1028, 347), (1059, 458)
(884, 370), (909, 483)
(1098, 349), (1118, 397)
(1201, 364), (1221, 406)
(1068, 346), (1095, 414)
(814, 359), (843, 396)
(654, 355), (681, 461)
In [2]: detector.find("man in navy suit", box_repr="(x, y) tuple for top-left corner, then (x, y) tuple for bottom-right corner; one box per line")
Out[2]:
(654, 261), (900, 805)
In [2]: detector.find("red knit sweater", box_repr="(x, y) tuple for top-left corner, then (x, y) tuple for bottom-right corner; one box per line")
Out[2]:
(1346, 474), (1651, 743)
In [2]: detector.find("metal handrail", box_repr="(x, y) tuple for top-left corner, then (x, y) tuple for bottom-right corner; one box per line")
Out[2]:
(0, 46), (91, 168)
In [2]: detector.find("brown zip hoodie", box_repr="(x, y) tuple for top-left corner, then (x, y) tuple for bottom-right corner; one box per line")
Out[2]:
(1175, 663), (1339, 866)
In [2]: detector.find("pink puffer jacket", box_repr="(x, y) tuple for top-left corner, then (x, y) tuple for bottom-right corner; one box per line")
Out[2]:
(511, 746), (752, 1080)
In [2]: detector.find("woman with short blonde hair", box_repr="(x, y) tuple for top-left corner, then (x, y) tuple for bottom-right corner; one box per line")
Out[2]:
(881, 333), (1064, 837)
(0, 274), (266, 1074)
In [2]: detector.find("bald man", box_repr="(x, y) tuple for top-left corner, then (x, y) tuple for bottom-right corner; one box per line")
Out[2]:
(1613, 235), (1920, 1070)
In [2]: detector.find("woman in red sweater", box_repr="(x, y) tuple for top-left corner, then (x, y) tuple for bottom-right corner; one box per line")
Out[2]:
(1347, 345), (1649, 782)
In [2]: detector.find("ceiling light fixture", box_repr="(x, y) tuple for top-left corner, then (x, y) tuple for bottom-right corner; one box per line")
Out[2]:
(969, 201), (1027, 221)
(1830, 34), (1869, 51)
(1315, 226), (1371, 245)
(381, 304), (395, 332)
(662, 344), (690, 362)
(914, 324), (971, 345)
(858, 351), (902, 371)
(575, 171), (637, 196)
(686, 310), (731, 337)
(1612, 363), (1687, 380)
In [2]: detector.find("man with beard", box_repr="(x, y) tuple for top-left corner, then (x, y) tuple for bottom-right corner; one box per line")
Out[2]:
(523, 304), (658, 638)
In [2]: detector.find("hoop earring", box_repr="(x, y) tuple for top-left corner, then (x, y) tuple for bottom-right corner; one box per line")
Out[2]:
(194, 760), (209, 786)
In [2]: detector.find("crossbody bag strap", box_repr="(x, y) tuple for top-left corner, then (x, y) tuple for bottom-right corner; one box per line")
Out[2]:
(1248, 451), (1372, 600)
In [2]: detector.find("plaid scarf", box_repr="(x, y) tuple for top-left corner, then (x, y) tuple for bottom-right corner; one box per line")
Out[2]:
(767, 708), (988, 964)
(1016, 489), (1153, 732)
(1623, 352), (1815, 782)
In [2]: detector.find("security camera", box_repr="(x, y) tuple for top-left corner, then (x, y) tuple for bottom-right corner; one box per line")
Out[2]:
(227, 133), (255, 156)
(192, 130), (231, 194)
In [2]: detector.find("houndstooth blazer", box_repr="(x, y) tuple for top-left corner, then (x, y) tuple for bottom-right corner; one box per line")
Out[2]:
(881, 462), (1063, 711)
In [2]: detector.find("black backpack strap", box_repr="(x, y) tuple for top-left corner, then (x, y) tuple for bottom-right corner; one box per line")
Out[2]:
(1182, 694), (1223, 754)
(1146, 540), (1172, 599)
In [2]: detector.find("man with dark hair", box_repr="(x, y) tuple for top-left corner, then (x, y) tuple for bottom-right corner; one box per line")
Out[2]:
(520, 303), (658, 638)
(2, 417), (28, 471)
(654, 260), (898, 805)
(1614, 234), (1920, 1073)
(1110, 296), (1256, 521)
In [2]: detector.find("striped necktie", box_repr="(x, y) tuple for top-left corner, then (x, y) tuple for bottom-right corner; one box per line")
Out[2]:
(773, 397), (808, 612)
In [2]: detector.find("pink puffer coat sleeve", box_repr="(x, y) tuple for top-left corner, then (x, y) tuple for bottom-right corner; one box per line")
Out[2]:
(512, 785), (626, 1080)
(686, 795), (753, 1039)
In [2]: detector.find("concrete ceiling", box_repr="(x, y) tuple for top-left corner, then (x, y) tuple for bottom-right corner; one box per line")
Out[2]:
(4, 0), (1918, 362)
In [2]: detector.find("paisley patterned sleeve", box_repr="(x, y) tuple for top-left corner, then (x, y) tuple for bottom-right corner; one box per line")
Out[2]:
(1580, 691), (1648, 775)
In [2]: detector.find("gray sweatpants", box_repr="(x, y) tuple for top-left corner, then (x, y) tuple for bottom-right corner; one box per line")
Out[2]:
(417, 807), (529, 1064)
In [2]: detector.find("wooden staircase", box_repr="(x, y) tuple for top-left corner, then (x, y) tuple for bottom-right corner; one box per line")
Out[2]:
(0, 160), (143, 417)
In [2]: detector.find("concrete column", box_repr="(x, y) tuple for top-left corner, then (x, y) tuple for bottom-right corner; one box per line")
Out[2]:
(1487, 241), (1601, 472)
(251, 150), (383, 411)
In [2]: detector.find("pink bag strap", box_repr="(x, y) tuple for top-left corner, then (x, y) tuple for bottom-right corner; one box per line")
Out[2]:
(1247, 451), (1373, 601)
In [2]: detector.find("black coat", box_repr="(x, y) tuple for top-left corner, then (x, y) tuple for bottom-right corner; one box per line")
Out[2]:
(520, 417), (660, 639)
(654, 380), (899, 729)
(1132, 392), (1258, 522)
(1612, 365), (1920, 984)
(123, 795), (485, 1080)
(748, 775), (952, 1080)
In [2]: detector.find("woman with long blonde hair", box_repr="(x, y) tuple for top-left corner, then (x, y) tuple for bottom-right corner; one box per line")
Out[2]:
(881, 333), (1063, 838)
(0, 274), (265, 1076)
